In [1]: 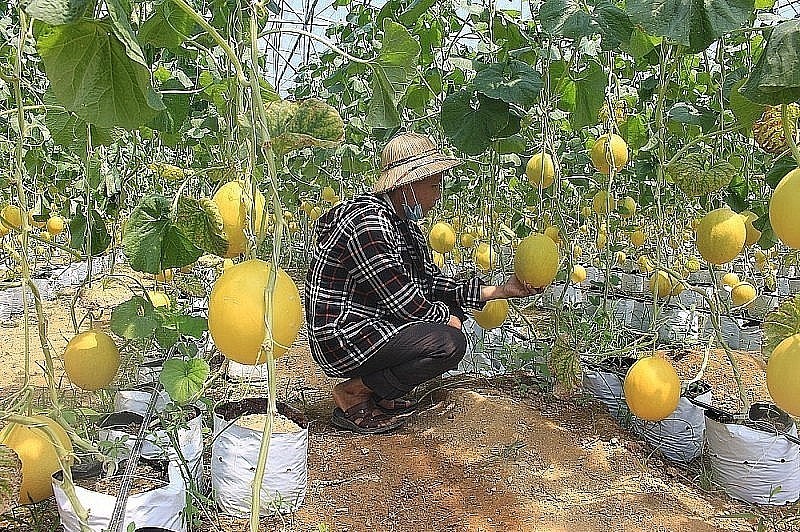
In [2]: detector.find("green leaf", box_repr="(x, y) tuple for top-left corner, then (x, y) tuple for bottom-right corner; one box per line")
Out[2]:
(105, 0), (148, 67)
(399, 0), (437, 26)
(22, 0), (89, 24)
(540, 0), (594, 40)
(123, 195), (203, 274)
(175, 197), (228, 257)
(366, 19), (421, 128)
(149, 79), (191, 134)
(627, 0), (755, 52)
(110, 297), (161, 339)
(729, 79), (766, 130)
(572, 60), (607, 129)
(619, 115), (648, 150)
(174, 275), (208, 298)
(473, 61), (543, 110)
(740, 20), (800, 105)
(263, 99), (345, 156)
(594, 2), (634, 49)
(765, 156), (798, 189)
(441, 91), (510, 155)
(762, 294), (800, 359)
(667, 102), (717, 132)
(36, 20), (165, 129)
(173, 315), (208, 338)
(160, 358), (209, 405)
(69, 208), (111, 256)
(44, 91), (118, 149)
(139, 2), (196, 49)
(725, 174), (749, 212)
(627, 27), (657, 59)
(497, 134), (527, 154)
(155, 326), (179, 349)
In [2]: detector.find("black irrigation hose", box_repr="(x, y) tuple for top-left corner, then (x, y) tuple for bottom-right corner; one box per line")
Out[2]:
(686, 396), (800, 447)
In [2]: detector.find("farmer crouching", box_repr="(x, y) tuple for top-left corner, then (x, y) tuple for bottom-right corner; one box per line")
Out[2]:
(304, 132), (539, 434)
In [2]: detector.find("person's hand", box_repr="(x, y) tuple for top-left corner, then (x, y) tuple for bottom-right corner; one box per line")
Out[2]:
(501, 274), (543, 298)
(447, 314), (462, 330)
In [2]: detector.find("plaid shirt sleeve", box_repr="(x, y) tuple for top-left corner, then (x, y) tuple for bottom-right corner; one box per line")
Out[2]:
(343, 211), (451, 324)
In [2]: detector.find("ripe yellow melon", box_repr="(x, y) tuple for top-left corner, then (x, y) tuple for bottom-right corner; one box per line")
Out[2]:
(592, 190), (616, 215)
(615, 251), (627, 265)
(46, 216), (65, 236)
(63, 330), (120, 391)
(474, 242), (497, 271)
(570, 265), (587, 284)
(630, 229), (646, 247)
(0, 415), (72, 504)
(590, 134), (629, 174)
(543, 226), (560, 243)
(624, 357), (681, 421)
(637, 255), (654, 273)
(766, 333), (800, 416)
(213, 180), (266, 258)
(649, 271), (672, 299)
(513, 233), (559, 288)
(322, 186), (337, 203)
(1, 205), (23, 230)
(208, 259), (302, 364)
(731, 282), (756, 307)
(741, 211), (761, 247)
(460, 233), (476, 248)
(472, 299), (509, 330)
(695, 208), (746, 265)
(309, 206), (323, 221)
(769, 168), (800, 249)
(722, 272), (740, 287)
(618, 196), (637, 218)
(429, 222), (456, 254)
(525, 152), (555, 188)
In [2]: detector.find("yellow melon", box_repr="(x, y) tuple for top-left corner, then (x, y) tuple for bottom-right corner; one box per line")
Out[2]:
(766, 333), (800, 416)
(695, 208), (746, 265)
(525, 152), (555, 188)
(624, 357), (681, 421)
(513, 233), (559, 288)
(472, 299), (509, 330)
(208, 259), (302, 364)
(63, 330), (120, 391)
(590, 134), (629, 174)
(212, 181), (266, 258)
(769, 168), (800, 249)
(0, 415), (73, 504)
(428, 222), (456, 254)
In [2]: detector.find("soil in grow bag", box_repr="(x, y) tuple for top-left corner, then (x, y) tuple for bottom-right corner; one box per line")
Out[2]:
(59, 459), (170, 496)
(215, 397), (308, 431)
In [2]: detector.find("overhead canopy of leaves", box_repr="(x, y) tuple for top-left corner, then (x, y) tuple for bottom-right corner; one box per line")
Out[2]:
(626, 0), (755, 53)
(123, 195), (212, 274)
(43, 91), (119, 150)
(667, 102), (718, 132)
(740, 20), (800, 105)
(473, 61), (543, 110)
(263, 99), (345, 156)
(160, 358), (209, 405)
(36, 20), (165, 129)
(441, 91), (513, 155)
(366, 19), (421, 128)
(22, 0), (89, 24)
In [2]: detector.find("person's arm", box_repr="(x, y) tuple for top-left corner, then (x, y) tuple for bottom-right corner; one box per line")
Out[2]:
(480, 274), (543, 301)
(344, 212), (451, 324)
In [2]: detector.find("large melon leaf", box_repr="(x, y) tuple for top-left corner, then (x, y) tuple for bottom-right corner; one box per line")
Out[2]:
(762, 294), (800, 359)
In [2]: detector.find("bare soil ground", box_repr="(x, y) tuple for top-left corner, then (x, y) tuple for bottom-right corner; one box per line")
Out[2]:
(0, 264), (798, 532)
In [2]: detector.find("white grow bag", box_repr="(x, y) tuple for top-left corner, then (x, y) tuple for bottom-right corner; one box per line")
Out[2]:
(582, 357), (636, 424)
(631, 382), (711, 463)
(212, 399), (308, 516)
(98, 410), (204, 485)
(52, 459), (187, 532)
(705, 403), (800, 505)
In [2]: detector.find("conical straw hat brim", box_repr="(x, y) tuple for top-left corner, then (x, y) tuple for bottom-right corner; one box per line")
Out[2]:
(373, 153), (461, 193)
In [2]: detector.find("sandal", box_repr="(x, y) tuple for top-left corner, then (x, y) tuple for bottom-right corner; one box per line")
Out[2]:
(374, 395), (418, 415)
(331, 399), (406, 434)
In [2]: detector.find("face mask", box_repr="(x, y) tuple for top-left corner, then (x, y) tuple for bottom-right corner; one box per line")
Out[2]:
(402, 186), (423, 221)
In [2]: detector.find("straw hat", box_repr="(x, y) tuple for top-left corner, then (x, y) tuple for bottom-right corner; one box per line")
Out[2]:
(372, 133), (461, 193)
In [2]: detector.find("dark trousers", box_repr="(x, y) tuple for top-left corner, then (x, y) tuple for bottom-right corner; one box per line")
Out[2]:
(344, 304), (468, 400)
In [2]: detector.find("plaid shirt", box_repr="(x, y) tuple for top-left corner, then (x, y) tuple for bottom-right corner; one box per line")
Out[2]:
(304, 193), (485, 377)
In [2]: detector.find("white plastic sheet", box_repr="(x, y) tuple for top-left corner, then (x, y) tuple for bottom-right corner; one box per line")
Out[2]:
(705, 411), (800, 505)
(211, 401), (308, 516)
(582, 365), (630, 423)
